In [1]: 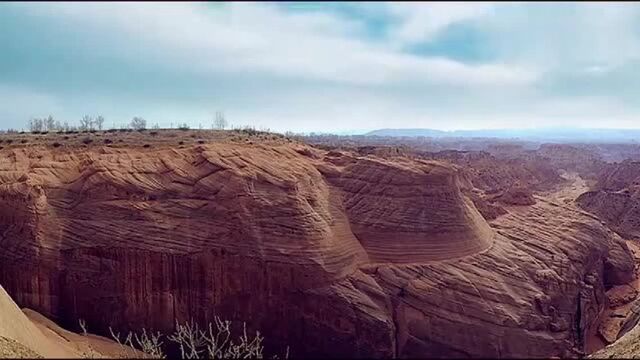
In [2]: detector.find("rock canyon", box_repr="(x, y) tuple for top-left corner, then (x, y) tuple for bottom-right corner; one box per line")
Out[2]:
(1, 130), (640, 358)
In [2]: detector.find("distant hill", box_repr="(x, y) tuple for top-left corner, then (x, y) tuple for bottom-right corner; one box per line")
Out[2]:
(365, 128), (640, 143)
(365, 128), (448, 137)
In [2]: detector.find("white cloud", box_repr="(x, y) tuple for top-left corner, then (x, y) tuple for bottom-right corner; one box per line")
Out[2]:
(385, 2), (495, 45)
(2, 2), (640, 132)
(479, 2), (640, 70)
(14, 2), (536, 88)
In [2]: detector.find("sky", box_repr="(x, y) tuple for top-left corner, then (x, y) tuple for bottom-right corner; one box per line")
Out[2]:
(1, 1), (640, 133)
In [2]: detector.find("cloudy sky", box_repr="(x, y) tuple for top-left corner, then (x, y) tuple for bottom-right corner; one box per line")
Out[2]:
(1, 2), (639, 133)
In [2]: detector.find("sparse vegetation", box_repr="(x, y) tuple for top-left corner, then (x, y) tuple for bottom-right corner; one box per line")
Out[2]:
(95, 115), (105, 131)
(4, 116), (294, 152)
(76, 318), (287, 359)
(131, 117), (147, 131)
(213, 111), (227, 130)
(80, 115), (93, 131)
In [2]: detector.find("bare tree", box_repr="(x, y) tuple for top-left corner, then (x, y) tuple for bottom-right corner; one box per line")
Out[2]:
(29, 118), (44, 132)
(130, 117), (147, 130)
(80, 115), (93, 131)
(95, 115), (105, 131)
(44, 115), (56, 131)
(213, 111), (228, 130)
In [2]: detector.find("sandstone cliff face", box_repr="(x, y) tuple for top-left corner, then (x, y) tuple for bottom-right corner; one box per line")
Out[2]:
(423, 150), (565, 194)
(537, 144), (605, 180)
(0, 144), (634, 358)
(577, 161), (640, 240)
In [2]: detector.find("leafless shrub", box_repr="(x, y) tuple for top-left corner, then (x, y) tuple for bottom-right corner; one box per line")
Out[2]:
(79, 319), (88, 336)
(109, 327), (165, 359)
(78, 319), (102, 359)
(97, 317), (286, 359)
(167, 318), (267, 360)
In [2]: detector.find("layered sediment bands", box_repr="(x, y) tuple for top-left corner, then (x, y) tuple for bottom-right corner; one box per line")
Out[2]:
(577, 161), (640, 240)
(422, 150), (565, 193)
(362, 194), (635, 358)
(328, 157), (493, 263)
(0, 144), (634, 358)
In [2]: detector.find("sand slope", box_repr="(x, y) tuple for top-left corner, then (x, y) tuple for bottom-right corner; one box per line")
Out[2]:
(0, 285), (79, 358)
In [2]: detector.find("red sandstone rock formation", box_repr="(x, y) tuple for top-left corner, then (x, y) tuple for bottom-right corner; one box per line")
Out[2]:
(490, 185), (537, 206)
(577, 161), (640, 240)
(423, 150), (565, 194)
(0, 143), (634, 358)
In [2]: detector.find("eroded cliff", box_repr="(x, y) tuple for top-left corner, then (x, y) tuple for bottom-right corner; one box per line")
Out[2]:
(0, 142), (633, 358)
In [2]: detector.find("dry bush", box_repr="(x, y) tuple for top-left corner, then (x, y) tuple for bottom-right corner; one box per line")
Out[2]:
(78, 317), (287, 360)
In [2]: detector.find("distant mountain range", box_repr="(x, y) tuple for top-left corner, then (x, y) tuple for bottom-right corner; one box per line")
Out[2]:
(364, 128), (640, 143)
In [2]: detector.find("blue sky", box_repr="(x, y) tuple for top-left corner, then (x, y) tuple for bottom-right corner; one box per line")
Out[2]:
(1, 2), (640, 133)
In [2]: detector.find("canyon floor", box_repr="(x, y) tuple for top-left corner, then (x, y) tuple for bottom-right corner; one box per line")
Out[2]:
(2, 129), (640, 358)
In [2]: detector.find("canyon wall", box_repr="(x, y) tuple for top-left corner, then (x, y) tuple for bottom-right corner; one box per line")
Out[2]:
(0, 143), (634, 358)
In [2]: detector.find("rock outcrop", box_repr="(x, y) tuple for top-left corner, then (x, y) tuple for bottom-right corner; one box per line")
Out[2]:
(0, 143), (634, 358)
(577, 161), (640, 240)
(423, 150), (566, 194)
(589, 312), (640, 359)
